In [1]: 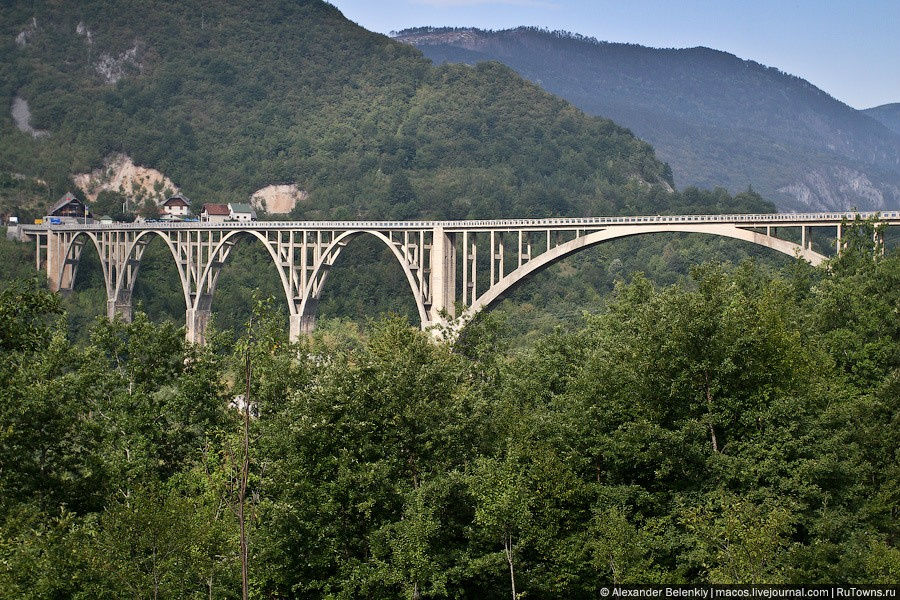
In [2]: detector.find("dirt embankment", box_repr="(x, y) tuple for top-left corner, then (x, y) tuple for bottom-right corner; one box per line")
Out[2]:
(73, 153), (179, 205)
(250, 184), (309, 214)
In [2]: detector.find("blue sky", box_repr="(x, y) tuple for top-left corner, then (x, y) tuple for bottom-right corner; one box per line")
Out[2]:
(328, 0), (899, 110)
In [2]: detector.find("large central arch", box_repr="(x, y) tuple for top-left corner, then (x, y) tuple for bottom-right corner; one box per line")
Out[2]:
(464, 223), (826, 320)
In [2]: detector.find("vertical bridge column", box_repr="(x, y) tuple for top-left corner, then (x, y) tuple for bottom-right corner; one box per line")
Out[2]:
(45, 230), (85, 293)
(178, 230), (235, 345)
(428, 226), (456, 328)
(107, 289), (133, 322)
(290, 229), (332, 342)
(105, 231), (147, 323)
(44, 230), (64, 292)
(186, 294), (213, 346)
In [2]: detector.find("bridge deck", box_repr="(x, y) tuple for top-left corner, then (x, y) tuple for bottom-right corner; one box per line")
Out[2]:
(19, 210), (900, 233)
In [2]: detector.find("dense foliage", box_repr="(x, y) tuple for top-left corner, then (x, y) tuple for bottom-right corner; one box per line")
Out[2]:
(401, 26), (900, 211)
(1, 223), (896, 597)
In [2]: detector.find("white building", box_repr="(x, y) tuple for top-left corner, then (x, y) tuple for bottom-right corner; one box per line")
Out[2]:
(228, 203), (257, 222)
(161, 194), (191, 220)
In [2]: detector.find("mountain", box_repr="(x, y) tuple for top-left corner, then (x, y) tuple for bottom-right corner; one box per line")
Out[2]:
(865, 103), (900, 136)
(1, 1), (676, 223)
(396, 27), (900, 211)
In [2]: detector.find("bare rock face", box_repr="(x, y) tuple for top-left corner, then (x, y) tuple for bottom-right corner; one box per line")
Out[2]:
(74, 20), (142, 84)
(11, 97), (49, 138)
(76, 21), (93, 45)
(95, 44), (143, 84)
(15, 17), (37, 47)
(777, 166), (898, 211)
(250, 184), (309, 214)
(73, 153), (179, 206)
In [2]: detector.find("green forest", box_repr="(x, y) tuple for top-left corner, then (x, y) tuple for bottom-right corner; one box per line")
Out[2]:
(1, 0), (898, 595)
(0, 220), (897, 597)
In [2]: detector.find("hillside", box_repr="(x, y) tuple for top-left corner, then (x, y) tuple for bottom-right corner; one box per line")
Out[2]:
(1, 1), (672, 222)
(396, 27), (900, 212)
(865, 103), (900, 136)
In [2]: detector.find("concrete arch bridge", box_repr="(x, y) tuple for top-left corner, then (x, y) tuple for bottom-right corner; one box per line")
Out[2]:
(18, 211), (899, 343)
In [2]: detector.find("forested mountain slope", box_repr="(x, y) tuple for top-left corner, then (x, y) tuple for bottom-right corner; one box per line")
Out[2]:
(397, 27), (900, 212)
(2, 1), (671, 221)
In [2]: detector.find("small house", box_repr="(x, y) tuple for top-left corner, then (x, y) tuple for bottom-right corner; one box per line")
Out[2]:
(98, 215), (114, 224)
(228, 203), (257, 222)
(201, 203), (230, 223)
(47, 192), (91, 223)
(161, 194), (191, 220)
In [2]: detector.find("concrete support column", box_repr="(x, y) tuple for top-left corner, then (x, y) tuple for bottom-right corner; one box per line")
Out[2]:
(106, 289), (133, 323)
(185, 294), (213, 345)
(289, 313), (317, 342)
(186, 308), (211, 345)
(428, 226), (456, 326)
(45, 231), (63, 292)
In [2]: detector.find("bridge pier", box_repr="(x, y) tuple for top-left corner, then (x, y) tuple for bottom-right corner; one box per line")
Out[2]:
(289, 313), (317, 342)
(107, 290), (133, 323)
(45, 230), (83, 292)
(186, 294), (213, 345)
(427, 226), (456, 326)
(186, 308), (211, 345)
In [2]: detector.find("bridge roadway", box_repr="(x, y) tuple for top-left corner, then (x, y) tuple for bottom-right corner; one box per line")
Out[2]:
(18, 211), (899, 343)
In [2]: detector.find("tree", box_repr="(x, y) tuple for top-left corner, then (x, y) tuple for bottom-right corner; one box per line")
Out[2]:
(682, 495), (793, 584)
(470, 448), (534, 600)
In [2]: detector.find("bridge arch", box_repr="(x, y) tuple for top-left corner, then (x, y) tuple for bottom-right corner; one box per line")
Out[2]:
(118, 229), (192, 309)
(57, 230), (107, 294)
(192, 229), (293, 312)
(297, 229), (429, 327)
(464, 223), (826, 320)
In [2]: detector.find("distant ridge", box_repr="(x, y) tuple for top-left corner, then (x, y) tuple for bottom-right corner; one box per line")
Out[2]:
(865, 103), (900, 136)
(397, 26), (900, 211)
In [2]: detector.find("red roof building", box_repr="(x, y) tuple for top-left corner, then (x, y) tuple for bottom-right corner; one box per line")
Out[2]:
(201, 203), (230, 223)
